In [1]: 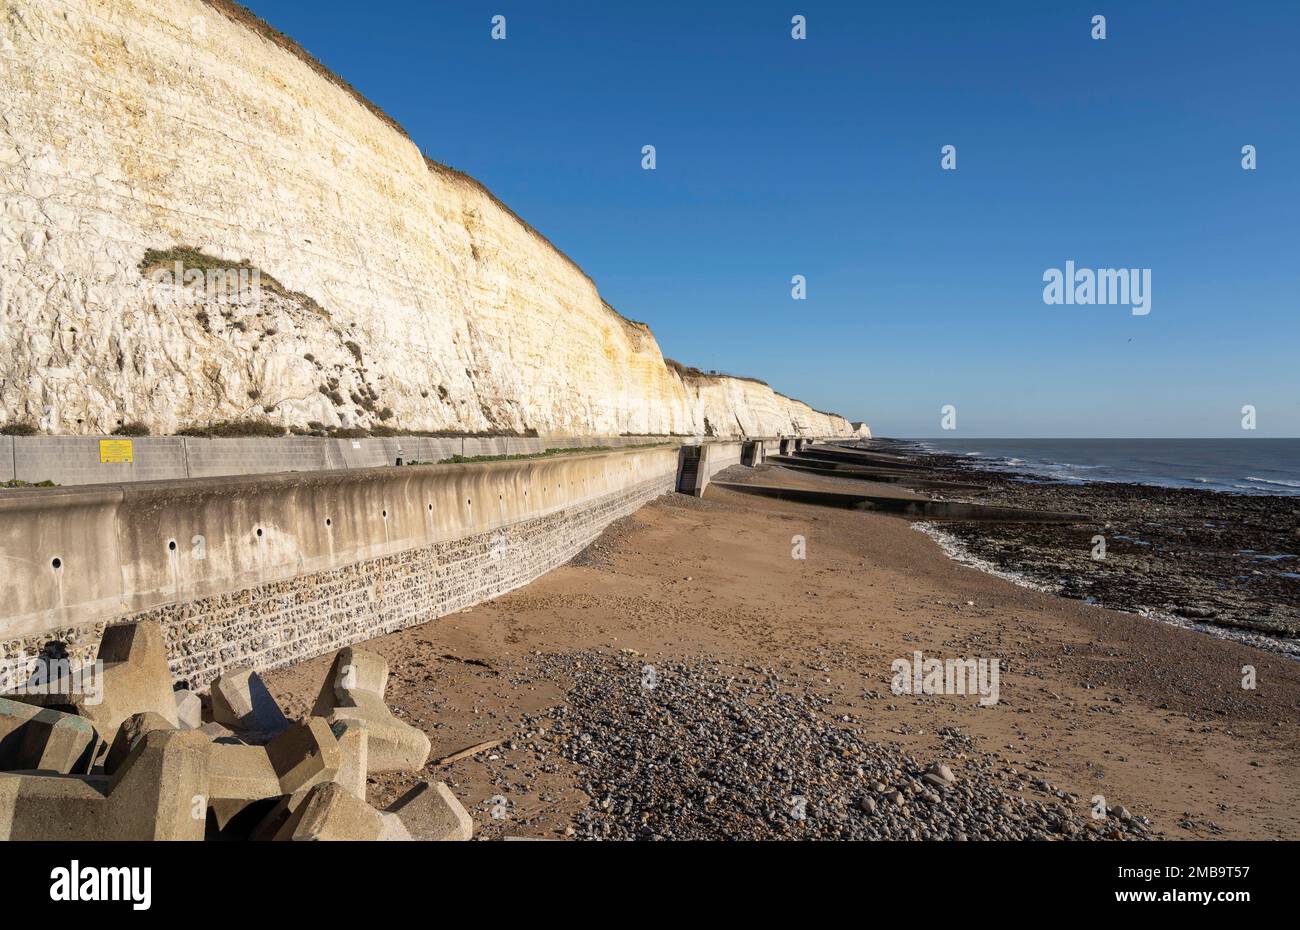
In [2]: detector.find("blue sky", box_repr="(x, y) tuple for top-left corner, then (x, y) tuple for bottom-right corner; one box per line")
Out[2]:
(243, 1), (1299, 437)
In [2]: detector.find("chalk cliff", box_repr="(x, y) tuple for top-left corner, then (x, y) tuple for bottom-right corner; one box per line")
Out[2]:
(0, 0), (864, 439)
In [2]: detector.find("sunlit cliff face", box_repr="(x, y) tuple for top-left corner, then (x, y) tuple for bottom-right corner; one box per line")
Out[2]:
(0, 0), (860, 439)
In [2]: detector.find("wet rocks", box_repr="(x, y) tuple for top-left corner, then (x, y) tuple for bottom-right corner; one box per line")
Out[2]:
(911, 448), (1300, 648)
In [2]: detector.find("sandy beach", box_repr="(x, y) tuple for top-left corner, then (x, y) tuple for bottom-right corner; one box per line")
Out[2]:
(264, 461), (1300, 840)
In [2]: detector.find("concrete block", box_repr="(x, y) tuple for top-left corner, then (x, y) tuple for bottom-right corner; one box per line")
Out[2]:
(266, 718), (341, 796)
(462, 436), (510, 458)
(0, 436), (13, 482)
(379, 811), (413, 841)
(121, 437), (189, 482)
(330, 719), (370, 799)
(0, 729), (210, 840)
(206, 718), (340, 831)
(386, 781), (473, 841)
(104, 711), (175, 775)
(335, 438), (399, 469)
(0, 771), (110, 840)
(273, 781), (408, 841)
(18, 621), (179, 741)
(104, 728), (210, 840)
(210, 667), (289, 737)
(174, 689), (202, 729)
(95, 621), (180, 736)
(312, 648), (430, 773)
(0, 697), (96, 774)
(14, 435), (131, 487)
(199, 721), (242, 743)
(315, 648), (388, 699)
(406, 437), (462, 462)
(206, 746), (281, 831)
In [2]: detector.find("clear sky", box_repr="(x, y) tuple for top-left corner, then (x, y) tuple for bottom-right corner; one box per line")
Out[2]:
(242, 0), (1299, 437)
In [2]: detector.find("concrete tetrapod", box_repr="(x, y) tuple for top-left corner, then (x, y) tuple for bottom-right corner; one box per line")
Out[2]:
(386, 781), (474, 841)
(210, 668), (290, 738)
(0, 697), (97, 774)
(272, 781), (411, 841)
(206, 718), (342, 832)
(9, 622), (179, 740)
(0, 729), (210, 840)
(311, 648), (430, 773)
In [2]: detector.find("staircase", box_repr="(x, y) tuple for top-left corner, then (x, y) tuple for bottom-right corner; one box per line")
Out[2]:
(677, 450), (701, 494)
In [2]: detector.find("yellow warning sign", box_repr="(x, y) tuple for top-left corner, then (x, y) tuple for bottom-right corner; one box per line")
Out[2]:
(99, 439), (134, 464)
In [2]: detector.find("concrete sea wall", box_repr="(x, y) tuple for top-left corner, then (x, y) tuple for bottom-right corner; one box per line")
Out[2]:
(0, 433), (674, 487)
(0, 443), (749, 687)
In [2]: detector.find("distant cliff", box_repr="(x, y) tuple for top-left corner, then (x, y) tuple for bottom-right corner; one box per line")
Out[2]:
(0, 0), (864, 439)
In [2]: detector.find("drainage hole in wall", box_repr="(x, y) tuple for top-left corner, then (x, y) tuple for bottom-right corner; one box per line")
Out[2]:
(325, 518), (332, 527)
(427, 504), (433, 512)
(382, 510), (388, 518)
(51, 557), (62, 570)
(255, 528), (263, 538)
(168, 540), (177, 552)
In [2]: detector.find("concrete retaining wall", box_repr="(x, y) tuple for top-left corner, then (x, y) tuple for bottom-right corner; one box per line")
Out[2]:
(5, 433), (680, 488)
(0, 437), (14, 483)
(0, 443), (733, 686)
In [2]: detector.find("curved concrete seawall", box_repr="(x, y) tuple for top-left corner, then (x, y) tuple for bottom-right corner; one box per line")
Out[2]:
(0, 442), (753, 686)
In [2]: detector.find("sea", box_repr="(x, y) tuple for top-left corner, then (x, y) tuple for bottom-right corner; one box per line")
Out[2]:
(905, 438), (1300, 497)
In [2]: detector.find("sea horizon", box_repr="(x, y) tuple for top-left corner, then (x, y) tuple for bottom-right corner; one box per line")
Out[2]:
(892, 436), (1300, 497)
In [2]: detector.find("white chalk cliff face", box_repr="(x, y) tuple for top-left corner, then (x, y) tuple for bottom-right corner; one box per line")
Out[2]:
(0, 0), (865, 439)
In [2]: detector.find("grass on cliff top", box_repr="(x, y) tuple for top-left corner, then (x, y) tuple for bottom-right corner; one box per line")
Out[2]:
(199, 0), (604, 308)
(200, 1), (408, 140)
(664, 358), (769, 387)
(183, 6), (713, 369)
(425, 158), (644, 332)
(433, 442), (668, 465)
(769, 390), (842, 421)
(660, 358), (842, 421)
